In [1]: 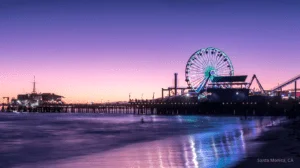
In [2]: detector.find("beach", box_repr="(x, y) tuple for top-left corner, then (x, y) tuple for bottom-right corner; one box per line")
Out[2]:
(234, 118), (300, 168)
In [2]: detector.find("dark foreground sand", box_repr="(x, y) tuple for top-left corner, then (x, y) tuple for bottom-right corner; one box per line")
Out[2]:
(234, 119), (300, 168)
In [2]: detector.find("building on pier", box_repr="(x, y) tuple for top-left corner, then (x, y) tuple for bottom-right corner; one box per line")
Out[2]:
(10, 77), (64, 108)
(206, 75), (250, 102)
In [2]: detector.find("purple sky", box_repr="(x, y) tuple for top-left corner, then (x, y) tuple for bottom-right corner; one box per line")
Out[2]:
(0, 0), (299, 102)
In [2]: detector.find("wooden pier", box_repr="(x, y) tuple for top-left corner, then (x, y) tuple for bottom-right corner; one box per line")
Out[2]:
(2, 100), (300, 116)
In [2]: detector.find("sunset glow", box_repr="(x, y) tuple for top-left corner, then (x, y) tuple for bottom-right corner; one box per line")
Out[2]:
(1, 0), (299, 103)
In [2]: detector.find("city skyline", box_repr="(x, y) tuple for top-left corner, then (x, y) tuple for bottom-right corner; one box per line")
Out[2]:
(1, 0), (299, 103)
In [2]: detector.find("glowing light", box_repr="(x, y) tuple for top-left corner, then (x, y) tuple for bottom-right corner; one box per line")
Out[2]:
(157, 146), (164, 168)
(183, 141), (191, 168)
(240, 130), (246, 152)
(211, 137), (219, 159)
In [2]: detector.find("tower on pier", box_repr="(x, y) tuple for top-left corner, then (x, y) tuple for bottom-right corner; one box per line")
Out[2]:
(33, 76), (36, 94)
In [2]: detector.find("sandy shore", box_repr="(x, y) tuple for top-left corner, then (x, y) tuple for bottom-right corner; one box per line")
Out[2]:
(233, 119), (300, 168)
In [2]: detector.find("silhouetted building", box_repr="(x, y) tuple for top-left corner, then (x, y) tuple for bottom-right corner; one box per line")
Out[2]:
(11, 77), (64, 108)
(207, 76), (249, 102)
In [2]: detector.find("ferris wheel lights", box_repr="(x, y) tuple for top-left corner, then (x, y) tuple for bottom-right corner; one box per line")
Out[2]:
(185, 47), (234, 93)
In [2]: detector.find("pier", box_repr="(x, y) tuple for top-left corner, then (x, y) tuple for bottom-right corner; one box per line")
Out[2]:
(1, 49), (299, 116)
(2, 99), (299, 116)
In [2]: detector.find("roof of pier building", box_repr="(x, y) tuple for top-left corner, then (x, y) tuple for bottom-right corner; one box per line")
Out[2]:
(211, 75), (248, 83)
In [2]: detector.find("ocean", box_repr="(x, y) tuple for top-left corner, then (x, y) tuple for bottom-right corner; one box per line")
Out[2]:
(0, 113), (276, 168)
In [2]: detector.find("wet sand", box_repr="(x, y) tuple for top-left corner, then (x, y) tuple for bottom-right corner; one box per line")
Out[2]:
(234, 119), (300, 168)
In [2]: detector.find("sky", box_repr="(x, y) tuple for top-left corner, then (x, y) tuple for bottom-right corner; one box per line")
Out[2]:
(0, 0), (299, 103)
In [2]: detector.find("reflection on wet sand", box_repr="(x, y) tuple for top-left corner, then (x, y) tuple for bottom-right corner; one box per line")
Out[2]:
(28, 119), (265, 168)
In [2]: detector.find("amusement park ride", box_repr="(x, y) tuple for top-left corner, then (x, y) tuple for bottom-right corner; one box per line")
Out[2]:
(161, 47), (299, 102)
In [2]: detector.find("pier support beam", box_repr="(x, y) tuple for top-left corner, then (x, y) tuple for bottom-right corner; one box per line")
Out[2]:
(174, 73), (178, 96)
(295, 81), (297, 100)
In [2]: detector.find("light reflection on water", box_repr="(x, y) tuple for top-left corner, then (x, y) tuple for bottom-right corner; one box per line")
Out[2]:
(0, 113), (277, 168)
(37, 127), (262, 168)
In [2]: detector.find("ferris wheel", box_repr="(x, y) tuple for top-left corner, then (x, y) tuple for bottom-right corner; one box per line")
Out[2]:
(185, 47), (234, 93)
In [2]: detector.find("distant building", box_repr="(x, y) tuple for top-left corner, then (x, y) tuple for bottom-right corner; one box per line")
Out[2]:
(11, 77), (64, 108)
